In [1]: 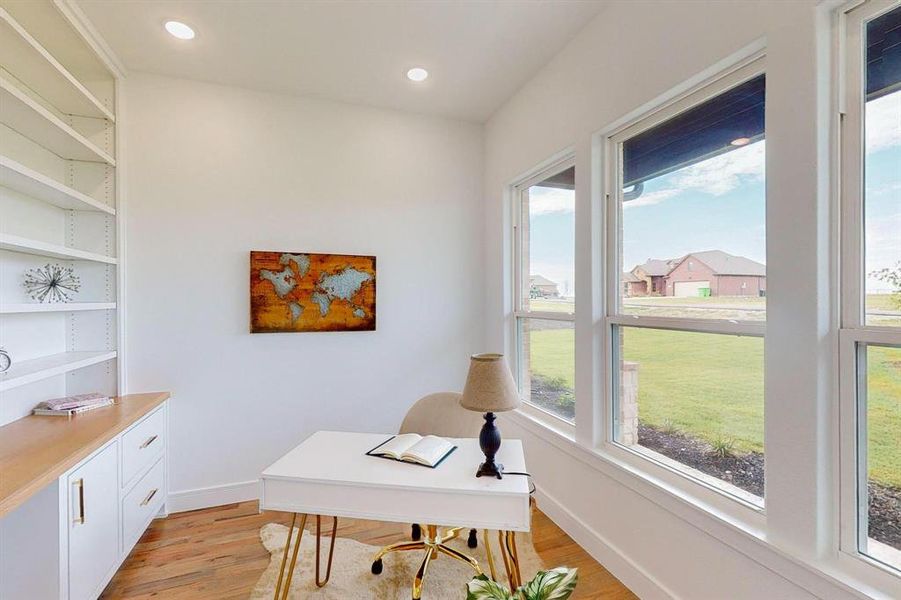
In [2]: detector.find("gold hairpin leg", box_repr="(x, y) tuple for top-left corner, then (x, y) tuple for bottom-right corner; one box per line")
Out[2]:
(483, 530), (497, 582)
(274, 513), (308, 600)
(507, 531), (521, 588)
(315, 515), (338, 587)
(273, 513), (297, 600)
(498, 530), (522, 590)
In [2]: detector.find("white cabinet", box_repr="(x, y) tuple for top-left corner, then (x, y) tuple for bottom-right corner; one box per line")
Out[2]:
(67, 442), (119, 600)
(0, 397), (169, 600)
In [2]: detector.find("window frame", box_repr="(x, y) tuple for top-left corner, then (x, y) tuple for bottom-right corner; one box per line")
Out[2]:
(511, 154), (577, 432)
(599, 55), (768, 510)
(838, 0), (901, 575)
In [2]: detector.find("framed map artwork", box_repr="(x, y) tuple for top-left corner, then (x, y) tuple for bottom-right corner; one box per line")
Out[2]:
(250, 251), (376, 333)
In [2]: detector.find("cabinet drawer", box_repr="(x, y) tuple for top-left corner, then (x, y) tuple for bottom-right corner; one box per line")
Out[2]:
(122, 457), (165, 549)
(122, 406), (166, 486)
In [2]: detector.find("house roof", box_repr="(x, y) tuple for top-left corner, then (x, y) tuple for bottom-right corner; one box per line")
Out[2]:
(632, 250), (766, 278)
(675, 250), (766, 276)
(622, 271), (641, 282)
(529, 274), (558, 287)
(635, 259), (675, 276)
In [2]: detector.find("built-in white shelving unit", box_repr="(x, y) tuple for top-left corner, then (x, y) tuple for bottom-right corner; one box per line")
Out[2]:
(0, 156), (115, 213)
(0, 350), (118, 392)
(0, 0), (124, 427)
(0, 8), (114, 122)
(0, 233), (118, 263)
(0, 302), (116, 314)
(0, 75), (115, 164)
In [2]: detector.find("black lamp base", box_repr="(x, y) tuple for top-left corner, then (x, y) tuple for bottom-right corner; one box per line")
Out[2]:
(476, 460), (505, 479)
(476, 412), (504, 479)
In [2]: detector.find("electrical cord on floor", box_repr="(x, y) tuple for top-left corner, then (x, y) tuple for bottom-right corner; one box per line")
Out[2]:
(503, 471), (535, 495)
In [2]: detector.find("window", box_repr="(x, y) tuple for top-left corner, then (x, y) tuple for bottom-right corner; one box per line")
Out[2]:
(605, 59), (766, 504)
(513, 161), (575, 424)
(841, 0), (901, 573)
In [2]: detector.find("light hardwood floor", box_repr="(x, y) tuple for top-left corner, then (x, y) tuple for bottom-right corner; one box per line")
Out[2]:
(100, 501), (636, 599)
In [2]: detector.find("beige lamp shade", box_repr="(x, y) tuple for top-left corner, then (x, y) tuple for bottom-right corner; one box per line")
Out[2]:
(460, 353), (521, 413)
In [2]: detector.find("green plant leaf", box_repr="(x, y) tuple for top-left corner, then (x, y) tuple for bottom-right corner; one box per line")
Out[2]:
(466, 574), (515, 600)
(518, 567), (579, 600)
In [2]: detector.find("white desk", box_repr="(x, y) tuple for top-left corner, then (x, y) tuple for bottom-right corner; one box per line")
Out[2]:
(260, 431), (531, 599)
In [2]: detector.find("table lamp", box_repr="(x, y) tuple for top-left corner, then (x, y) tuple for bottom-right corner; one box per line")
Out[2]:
(460, 353), (521, 479)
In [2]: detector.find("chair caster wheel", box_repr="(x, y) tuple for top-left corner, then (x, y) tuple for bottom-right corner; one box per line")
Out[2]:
(411, 524), (421, 541)
(371, 559), (383, 575)
(467, 529), (478, 549)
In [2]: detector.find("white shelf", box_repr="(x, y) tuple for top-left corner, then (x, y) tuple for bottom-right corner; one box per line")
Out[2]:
(0, 74), (115, 165)
(0, 303), (115, 314)
(0, 233), (117, 264)
(0, 350), (116, 391)
(0, 8), (114, 121)
(0, 155), (115, 214)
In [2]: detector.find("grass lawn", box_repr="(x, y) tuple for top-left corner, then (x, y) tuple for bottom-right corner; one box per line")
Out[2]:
(529, 298), (574, 313)
(529, 327), (901, 488)
(867, 346), (901, 487)
(867, 293), (901, 312)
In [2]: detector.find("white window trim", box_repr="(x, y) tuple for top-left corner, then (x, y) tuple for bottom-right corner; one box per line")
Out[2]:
(838, 0), (901, 579)
(510, 152), (577, 434)
(496, 21), (901, 595)
(599, 54), (768, 511)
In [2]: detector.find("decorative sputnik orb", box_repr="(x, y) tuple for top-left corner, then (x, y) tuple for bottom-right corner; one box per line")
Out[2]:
(23, 263), (81, 303)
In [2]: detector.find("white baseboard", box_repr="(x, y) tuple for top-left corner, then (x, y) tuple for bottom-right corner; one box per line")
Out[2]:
(167, 480), (260, 513)
(533, 485), (678, 600)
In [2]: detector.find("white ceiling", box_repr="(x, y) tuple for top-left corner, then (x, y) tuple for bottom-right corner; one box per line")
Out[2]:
(76, 0), (605, 122)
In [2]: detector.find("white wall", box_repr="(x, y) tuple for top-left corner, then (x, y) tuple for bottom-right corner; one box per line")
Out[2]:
(124, 73), (484, 509)
(482, 1), (884, 599)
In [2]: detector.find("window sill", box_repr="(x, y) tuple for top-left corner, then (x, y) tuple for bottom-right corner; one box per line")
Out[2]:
(516, 402), (575, 438)
(506, 408), (898, 600)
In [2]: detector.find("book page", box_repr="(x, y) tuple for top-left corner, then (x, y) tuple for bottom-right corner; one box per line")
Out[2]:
(401, 435), (453, 467)
(373, 433), (421, 460)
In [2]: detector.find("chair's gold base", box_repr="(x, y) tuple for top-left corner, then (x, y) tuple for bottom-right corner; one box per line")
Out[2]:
(371, 525), (481, 599)
(273, 513), (338, 600)
(371, 525), (523, 599)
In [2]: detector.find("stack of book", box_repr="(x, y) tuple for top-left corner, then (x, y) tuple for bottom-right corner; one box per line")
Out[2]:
(33, 393), (115, 417)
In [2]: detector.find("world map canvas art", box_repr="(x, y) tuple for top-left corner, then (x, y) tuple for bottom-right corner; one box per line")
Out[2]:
(250, 251), (376, 333)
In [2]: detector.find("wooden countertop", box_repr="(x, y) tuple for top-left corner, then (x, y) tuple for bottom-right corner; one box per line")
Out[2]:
(0, 391), (169, 519)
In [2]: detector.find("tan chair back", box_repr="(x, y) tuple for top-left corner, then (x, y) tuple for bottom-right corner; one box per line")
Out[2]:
(399, 392), (483, 438)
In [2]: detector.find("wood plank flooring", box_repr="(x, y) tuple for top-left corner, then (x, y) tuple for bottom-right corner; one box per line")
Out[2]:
(100, 501), (636, 599)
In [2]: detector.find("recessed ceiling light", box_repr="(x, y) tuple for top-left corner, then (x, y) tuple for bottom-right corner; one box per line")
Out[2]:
(165, 21), (195, 40)
(406, 67), (428, 82)
(730, 137), (751, 146)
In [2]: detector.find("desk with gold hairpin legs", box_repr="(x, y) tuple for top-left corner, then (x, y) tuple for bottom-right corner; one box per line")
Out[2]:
(271, 518), (524, 599)
(261, 432), (530, 600)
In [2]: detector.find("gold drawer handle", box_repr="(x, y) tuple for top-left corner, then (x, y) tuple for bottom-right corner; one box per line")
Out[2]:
(141, 488), (159, 506)
(73, 478), (85, 524)
(139, 434), (158, 449)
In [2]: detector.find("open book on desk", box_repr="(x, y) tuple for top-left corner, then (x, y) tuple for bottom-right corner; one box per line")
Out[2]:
(366, 433), (457, 468)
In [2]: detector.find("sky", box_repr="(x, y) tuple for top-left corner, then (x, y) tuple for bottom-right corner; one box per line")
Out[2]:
(527, 91), (900, 296)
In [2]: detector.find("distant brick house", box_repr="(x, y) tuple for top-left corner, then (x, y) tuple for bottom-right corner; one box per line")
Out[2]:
(529, 274), (560, 298)
(622, 271), (642, 297)
(623, 250), (766, 297)
(628, 258), (678, 296)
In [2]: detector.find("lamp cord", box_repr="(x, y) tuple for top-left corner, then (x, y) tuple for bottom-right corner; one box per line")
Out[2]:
(504, 471), (535, 495)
